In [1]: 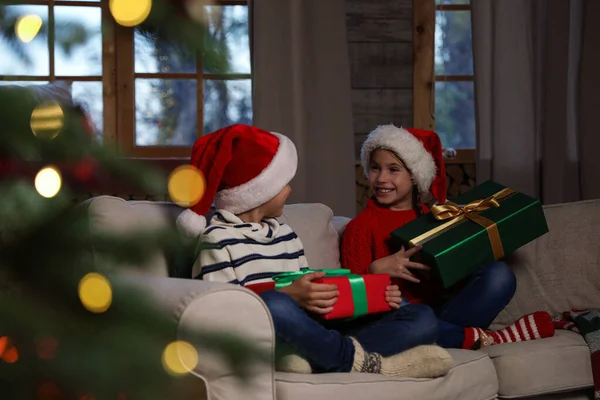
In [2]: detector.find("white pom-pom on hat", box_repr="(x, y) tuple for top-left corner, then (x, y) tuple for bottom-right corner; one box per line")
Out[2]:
(176, 209), (207, 238)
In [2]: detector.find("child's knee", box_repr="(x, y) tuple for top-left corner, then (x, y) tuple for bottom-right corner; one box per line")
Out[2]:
(486, 261), (517, 296)
(401, 303), (439, 344)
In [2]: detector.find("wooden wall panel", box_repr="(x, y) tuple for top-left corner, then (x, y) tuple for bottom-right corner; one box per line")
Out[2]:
(346, 0), (413, 42)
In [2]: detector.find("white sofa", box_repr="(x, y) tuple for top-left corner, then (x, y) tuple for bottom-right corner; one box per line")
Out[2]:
(83, 196), (599, 400)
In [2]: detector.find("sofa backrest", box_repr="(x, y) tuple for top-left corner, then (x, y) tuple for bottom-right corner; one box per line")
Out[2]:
(84, 196), (347, 278)
(493, 198), (600, 326)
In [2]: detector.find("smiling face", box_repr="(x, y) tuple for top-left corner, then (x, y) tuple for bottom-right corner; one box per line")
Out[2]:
(368, 148), (415, 210)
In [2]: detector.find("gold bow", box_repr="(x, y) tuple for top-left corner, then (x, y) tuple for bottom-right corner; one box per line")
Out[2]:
(409, 188), (516, 260)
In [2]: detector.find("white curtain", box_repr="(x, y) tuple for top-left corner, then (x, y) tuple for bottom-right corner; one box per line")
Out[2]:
(472, 0), (600, 204)
(251, 0), (356, 216)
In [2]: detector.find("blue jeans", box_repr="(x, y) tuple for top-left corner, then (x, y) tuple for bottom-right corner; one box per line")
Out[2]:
(433, 261), (517, 348)
(260, 290), (438, 373)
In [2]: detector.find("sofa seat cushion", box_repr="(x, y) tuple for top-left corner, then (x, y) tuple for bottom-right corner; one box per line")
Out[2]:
(482, 330), (593, 398)
(274, 349), (497, 400)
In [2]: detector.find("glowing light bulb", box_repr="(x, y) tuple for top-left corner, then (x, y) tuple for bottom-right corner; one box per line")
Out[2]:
(16, 14), (42, 43)
(109, 0), (152, 27)
(78, 273), (112, 313)
(162, 341), (198, 375)
(168, 165), (206, 208)
(35, 166), (62, 198)
(30, 102), (64, 140)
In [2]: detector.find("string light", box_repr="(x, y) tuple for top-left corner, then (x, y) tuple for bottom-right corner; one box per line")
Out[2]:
(78, 273), (112, 314)
(31, 101), (64, 140)
(162, 341), (198, 375)
(15, 14), (42, 43)
(168, 165), (206, 208)
(109, 0), (152, 27)
(35, 166), (62, 198)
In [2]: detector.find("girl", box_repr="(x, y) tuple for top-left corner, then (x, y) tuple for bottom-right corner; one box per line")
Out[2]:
(342, 124), (555, 349)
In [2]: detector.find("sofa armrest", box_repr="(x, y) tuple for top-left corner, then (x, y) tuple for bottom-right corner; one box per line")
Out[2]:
(117, 276), (275, 400)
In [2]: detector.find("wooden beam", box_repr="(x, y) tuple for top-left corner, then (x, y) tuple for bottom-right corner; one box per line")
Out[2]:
(412, 0), (435, 130)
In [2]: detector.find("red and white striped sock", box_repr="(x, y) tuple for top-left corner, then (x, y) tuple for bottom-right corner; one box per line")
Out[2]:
(462, 312), (555, 349)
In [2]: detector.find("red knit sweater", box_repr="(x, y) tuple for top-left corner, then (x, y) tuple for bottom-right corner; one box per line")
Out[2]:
(341, 198), (446, 304)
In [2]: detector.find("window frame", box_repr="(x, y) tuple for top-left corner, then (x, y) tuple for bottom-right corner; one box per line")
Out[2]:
(0, 0), (252, 160)
(413, 0), (475, 164)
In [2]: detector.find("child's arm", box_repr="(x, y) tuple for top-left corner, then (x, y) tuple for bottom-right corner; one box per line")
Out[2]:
(341, 219), (375, 274)
(192, 242), (238, 283)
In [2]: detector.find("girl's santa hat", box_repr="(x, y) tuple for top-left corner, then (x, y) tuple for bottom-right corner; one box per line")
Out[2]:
(360, 124), (447, 204)
(176, 124), (297, 237)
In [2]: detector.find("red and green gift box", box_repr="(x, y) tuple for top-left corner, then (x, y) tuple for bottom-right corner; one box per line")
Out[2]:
(246, 269), (391, 320)
(391, 180), (549, 288)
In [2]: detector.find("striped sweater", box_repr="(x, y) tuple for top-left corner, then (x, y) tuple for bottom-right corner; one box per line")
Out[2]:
(192, 210), (308, 286)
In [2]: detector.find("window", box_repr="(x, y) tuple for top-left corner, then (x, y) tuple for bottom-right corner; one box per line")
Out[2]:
(0, 0), (252, 159)
(0, 0), (104, 136)
(413, 0), (475, 159)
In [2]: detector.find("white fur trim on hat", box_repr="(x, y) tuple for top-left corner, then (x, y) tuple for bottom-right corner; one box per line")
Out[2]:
(176, 209), (207, 238)
(360, 124), (436, 195)
(214, 132), (298, 215)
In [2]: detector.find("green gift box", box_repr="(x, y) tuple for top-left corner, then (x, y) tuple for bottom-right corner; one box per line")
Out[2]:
(391, 180), (549, 288)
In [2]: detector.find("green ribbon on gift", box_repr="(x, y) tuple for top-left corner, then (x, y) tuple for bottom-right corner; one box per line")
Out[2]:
(273, 269), (369, 318)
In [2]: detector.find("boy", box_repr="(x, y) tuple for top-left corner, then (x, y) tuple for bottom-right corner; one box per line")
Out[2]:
(177, 124), (452, 377)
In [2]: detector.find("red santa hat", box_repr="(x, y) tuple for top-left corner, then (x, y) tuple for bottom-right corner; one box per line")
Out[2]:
(176, 124), (298, 237)
(360, 124), (447, 204)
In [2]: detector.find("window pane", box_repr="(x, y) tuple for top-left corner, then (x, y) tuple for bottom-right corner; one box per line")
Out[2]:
(134, 30), (196, 74)
(435, 11), (473, 75)
(54, 6), (102, 76)
(0, 5), (49, 75)
(203, 6), (250, 74)
(135, 79), (198, 146)
(203, 79), (252, 134)
(435, 81), (475, 148)
(72, 81), (102, 140)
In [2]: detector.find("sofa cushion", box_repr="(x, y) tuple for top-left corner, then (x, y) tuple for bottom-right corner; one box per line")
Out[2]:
(494, 199), (600, 327)
(481, 330), (593, 398)
(85, 196), (182, 277)
(277, 203), (342, 270)
(274, 349), (498, 400)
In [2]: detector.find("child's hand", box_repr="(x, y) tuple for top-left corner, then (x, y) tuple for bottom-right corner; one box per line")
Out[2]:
(385, 285), (403, 309)
(279, 271), (339, 314)
(370, 245), (430, 283)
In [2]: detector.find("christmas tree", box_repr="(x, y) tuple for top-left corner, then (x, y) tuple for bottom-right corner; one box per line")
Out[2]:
(0, 1), (264, 398)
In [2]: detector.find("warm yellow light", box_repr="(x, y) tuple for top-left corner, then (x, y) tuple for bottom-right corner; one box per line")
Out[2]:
(109, 0), (152, 27)
(162, 341), (198, 375)
(78, 273), (112, 314)
(168, 165), (205, 208)
(31, 102), (64, 140)
(15, 14), (42, 43)
(34, 166), (62, 198)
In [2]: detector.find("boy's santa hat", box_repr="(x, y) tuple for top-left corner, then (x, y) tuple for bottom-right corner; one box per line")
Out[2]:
(360, 125), (447, 204)
(176, 124), (298, 237)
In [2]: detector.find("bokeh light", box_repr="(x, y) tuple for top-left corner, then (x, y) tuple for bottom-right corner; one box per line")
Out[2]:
(78, 273), (112, 314)
(185, 0), (220, 26)
(109, 0), (152, 27)
(0, 337), (19, 364)
(168, 165), (206, 208)
(15, 14), (42, 43)
(0, 336), (7, 357)
(38, 381), (62, 400)
(162, 341), (198, 375)
(35, 336), (59, 360)
(35, 166), (62, 198)
(31, 102), (64, 140)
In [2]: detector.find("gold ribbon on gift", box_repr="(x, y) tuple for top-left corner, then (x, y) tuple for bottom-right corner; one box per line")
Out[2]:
(408, 188), (516, 260)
